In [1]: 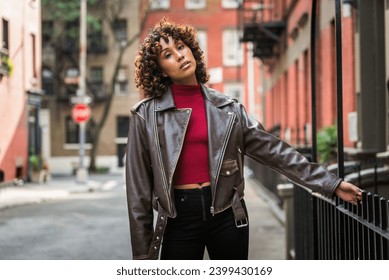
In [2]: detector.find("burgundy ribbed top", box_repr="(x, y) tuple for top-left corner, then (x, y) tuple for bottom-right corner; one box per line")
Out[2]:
(171, 84), (210, 185)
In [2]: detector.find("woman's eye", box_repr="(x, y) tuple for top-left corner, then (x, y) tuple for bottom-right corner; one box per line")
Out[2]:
(177, 45), (184, 50)
(165, 53), (172, 59)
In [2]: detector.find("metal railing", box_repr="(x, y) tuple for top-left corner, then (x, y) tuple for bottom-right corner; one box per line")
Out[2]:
(294, 185), (389, 260)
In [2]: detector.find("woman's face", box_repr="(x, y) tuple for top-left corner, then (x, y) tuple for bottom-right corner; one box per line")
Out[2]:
(157, 36), (198, 85)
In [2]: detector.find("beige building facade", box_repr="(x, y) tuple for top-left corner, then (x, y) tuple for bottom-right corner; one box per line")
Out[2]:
(42, 0), (140, 174)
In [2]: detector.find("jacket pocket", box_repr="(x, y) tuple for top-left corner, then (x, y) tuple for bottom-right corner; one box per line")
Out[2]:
(220, 159), (239, 177)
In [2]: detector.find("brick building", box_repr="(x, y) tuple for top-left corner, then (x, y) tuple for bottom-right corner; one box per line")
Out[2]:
(141, 0), (262, 119)
(241, 0), (389, 159)
(41, 0), (140, 174)
(0, 0), (43, 183)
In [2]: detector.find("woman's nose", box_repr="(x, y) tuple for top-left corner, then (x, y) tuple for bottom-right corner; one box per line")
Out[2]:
(175, 52), (184, 61)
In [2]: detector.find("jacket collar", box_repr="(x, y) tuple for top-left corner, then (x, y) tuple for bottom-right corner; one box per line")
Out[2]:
(201, 84), (235, 108)
(155, 84), (234, 111)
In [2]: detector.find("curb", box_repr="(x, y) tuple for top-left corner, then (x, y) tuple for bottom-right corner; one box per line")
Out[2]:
(0, 187), (69, 211)
(0, 179), (104, 211)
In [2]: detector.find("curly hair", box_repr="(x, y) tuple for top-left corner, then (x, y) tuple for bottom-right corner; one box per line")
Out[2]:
(134, 18), (209, 98)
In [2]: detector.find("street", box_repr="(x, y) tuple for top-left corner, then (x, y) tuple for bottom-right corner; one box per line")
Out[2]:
(0, 174), (132, 260)
(0, 173), (285, 260)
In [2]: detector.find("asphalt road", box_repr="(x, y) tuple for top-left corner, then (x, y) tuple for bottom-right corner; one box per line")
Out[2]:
(0, 178), (132, 260)
(0, 173), (285, 260)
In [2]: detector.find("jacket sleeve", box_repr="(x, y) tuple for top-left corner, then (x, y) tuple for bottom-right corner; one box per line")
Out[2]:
(125, 109), (154, 259)
(238, 104), (341, 198)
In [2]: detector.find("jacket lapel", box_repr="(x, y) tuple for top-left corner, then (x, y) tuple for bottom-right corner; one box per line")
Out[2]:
(154, 88), (191, 187)
(202, 86), (236, 184)
(154, 85), (235, 188)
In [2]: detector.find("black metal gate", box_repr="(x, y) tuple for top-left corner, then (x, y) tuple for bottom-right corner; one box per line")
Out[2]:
(294, 186), (389, 259)
(295, 0), (389, 259)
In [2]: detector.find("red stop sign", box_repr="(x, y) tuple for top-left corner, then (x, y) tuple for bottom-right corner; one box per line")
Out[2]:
(72, 103), (91, 123)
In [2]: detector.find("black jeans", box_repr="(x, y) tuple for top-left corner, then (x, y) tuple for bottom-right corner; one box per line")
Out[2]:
(160, 186), (249, 260)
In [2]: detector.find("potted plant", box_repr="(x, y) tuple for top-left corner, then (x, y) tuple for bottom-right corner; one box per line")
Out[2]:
(29, 153), (42, 182)
(317, 124), (338, 165)
(0, 55), (13, 77)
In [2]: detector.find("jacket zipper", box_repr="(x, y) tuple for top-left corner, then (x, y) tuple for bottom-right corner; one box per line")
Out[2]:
(210, 112), (236, 215)
(155, 108), (192, 216)
(169, 108), (192, 186)
(237, 146), (243, 176)
(153, 110), (172, 214)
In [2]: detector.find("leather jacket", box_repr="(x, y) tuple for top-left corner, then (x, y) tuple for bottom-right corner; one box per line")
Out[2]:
(125, 84), (341, 260)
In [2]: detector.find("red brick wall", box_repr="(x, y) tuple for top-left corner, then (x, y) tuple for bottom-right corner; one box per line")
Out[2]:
(140, 0), (250, 99)
(0, 0), (41, 181)
(264, 0), (356, 148)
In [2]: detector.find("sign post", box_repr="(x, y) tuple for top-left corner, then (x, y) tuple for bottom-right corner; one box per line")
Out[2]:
(72, 102), (91, 183)
(75, 0), (89, 184)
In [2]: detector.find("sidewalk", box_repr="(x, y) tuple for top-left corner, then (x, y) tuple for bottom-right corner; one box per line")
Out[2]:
(0, 174), (286, 260)
(0, 176), (105, 211)
(244, 176), (286, 260)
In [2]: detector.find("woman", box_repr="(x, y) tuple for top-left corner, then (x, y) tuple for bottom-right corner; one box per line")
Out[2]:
(126, 19), (362, 260)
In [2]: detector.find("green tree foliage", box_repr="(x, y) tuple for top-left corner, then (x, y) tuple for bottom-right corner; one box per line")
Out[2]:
(42, 0), (100, 39)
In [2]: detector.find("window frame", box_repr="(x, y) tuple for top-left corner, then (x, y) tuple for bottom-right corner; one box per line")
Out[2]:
(221, 0), (240, 9)
(150, 0), (170, 10)
(65, 115), (92, 145)
(185, 0), (206, 10)
(224, 83), (244, 103)
(222, 29), (243, 66)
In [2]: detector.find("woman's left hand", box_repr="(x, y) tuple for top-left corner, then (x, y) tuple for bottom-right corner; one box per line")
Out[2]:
(334, 181), (363, 205)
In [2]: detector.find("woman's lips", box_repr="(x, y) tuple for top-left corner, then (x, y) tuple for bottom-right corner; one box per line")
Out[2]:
(180, 61), (190, 69)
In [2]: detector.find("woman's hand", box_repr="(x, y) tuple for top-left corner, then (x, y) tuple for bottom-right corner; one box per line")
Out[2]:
(334, 181), (363, 205)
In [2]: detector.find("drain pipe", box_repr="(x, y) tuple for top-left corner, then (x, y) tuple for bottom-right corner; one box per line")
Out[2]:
(310, 0), (318, 163)
(335, 0), (345, 178)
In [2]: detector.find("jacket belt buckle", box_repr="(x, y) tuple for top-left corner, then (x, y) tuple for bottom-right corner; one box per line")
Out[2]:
(235, 218), (248, 228)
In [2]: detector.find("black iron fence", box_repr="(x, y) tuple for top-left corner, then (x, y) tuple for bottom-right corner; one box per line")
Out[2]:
(328, 155), (389, 199)
(294, 185), (389, 260)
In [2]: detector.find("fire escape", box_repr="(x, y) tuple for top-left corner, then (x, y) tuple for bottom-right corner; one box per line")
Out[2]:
(238, 0), (286, 65)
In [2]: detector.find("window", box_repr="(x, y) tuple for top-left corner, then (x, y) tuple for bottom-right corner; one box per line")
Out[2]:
(65, 116), (91, 144)
(221, 0), (240, 9)
(90, 66), (103, 82)
(116, 116), (129, 167)
(64, 67), (79, 85)
(42, 68), (54, 95)
(66, 67), (79, 78)
(196, 30), (207, 62)
(115, 66), (129, 95)
(185, 0), (206, 9)
(150, 0), (170, 10)
(0, 19), (10, 78)
(223, 29), (243, 66)
(117, 116), (129, 138)
(114, 19), (127, 42)
(224, 83), (243, 103)
(64, 20), (79, 52)
(114, 82), (128, 95)
(88, 20), (106, 52)
(90, 67), (105, 98)
(64, 67), (78, 95)
(2, 18), (9, 50)
(42, 20), (53, 47)
(31, 34), (37, 78)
